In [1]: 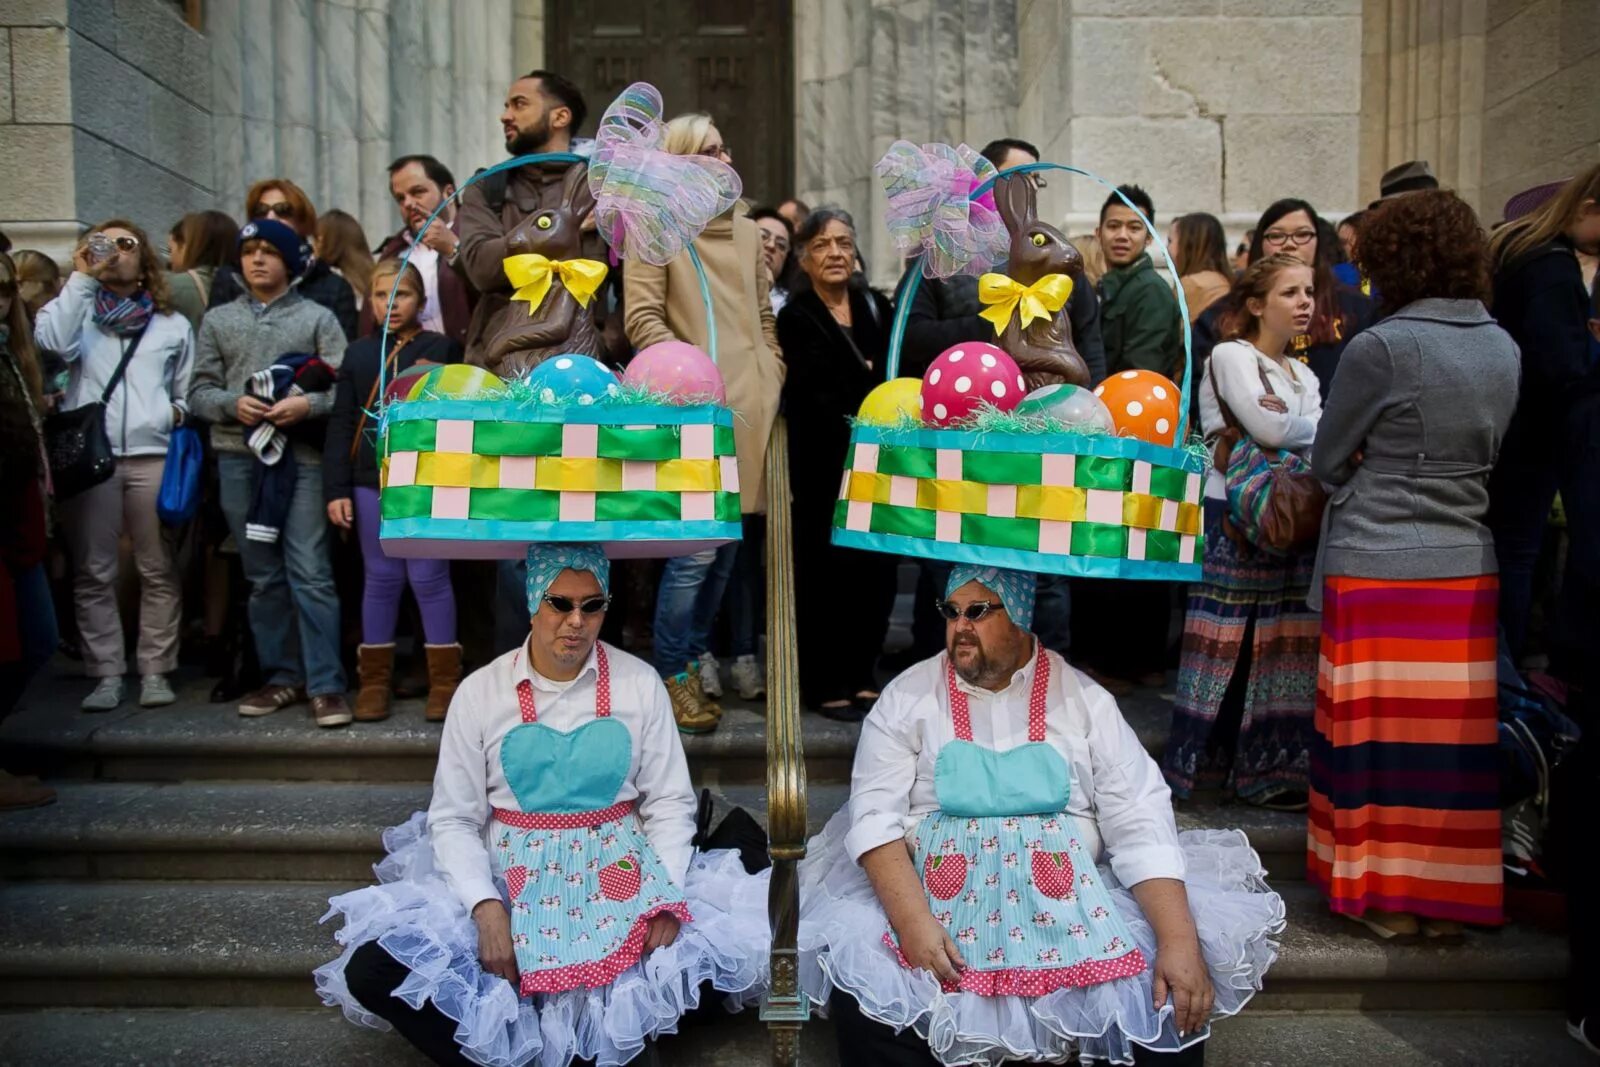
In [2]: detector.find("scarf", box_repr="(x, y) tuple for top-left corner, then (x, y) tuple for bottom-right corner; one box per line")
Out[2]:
(92, 287), (155, 336)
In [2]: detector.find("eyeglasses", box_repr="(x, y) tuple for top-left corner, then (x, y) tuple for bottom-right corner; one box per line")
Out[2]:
(698, 142), (731, 161)
(1263, 229), (1317, 248)
(541, 593), (610, 616)
(758, 231), (790, 253)
(936, 599), (1005, 623)
(252, 202), (297, 221)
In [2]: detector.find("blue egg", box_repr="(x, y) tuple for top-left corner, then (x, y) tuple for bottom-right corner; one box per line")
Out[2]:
(525, 354), (622, 406)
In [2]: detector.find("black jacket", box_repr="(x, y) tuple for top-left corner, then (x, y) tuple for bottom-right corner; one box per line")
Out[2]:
(1492, 236), (1597, 406)
(778, 287), (893, 518)
(322, 331), (461, 502)
(209, 259), (360, 341)
(896, 268), (1107, 385)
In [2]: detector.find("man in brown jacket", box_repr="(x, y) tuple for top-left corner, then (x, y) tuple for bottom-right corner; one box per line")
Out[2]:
(455, 69), (603, 371)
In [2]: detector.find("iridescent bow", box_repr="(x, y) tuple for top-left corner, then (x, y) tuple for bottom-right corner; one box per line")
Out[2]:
(874, 141), (1008, 279)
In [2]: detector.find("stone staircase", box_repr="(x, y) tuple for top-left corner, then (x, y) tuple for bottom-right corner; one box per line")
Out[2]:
(0, 660), (1587, 1066)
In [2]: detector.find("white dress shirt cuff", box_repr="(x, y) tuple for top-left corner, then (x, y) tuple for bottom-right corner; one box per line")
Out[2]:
(1109, 843), (1188, 888)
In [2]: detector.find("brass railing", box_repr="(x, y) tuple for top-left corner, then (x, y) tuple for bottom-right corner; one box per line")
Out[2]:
(760, 416), (810, 1063)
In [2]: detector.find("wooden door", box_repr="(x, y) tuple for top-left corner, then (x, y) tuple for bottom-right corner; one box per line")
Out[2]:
(548, 0), (794, 207)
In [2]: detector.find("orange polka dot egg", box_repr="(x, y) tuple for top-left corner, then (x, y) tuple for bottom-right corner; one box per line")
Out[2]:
(1093, 369), (1181, 445)
(921, 342), (1025, 427)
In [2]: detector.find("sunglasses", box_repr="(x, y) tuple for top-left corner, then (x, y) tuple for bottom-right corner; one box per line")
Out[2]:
(91, 234), (142, 252)
(936, 599), (1005, 623)
(252, 202), (297, 221)
(541, 593), (610, 616)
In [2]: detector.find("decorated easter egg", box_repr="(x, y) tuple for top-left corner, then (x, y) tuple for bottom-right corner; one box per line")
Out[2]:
(382, 362), (437, 404)
(623, 340), (726, 404)
(1093, 369), (1182, 445)
(406, 363), (503, 402)
(1012, 383), (1115, 433)
(857, 377), (924, 426)
(920, 342), (1024, 427)
(525, 353), (622, 406)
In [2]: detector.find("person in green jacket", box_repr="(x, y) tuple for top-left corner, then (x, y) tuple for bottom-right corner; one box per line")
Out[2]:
(1095, 184), (1184, 378)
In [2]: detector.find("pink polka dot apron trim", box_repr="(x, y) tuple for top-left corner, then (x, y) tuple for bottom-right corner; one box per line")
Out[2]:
(946, 641), (1050, 743)
(518, 901), (694, 995)
(883, 934), (1148, 996)
(515, 643), (612, 724)
(492, 799), (635, 830)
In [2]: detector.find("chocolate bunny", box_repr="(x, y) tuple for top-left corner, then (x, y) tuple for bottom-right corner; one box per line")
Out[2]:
(484, 163), (604, 376)
(991, 174), (1091, 390)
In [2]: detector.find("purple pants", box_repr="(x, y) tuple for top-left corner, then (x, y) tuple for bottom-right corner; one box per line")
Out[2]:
(354, 486), (456, 645)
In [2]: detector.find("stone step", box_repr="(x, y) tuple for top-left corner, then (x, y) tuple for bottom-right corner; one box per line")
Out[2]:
(0, 1007), (1591, 1067)
(0, 780), (1306, 883)
(0, 881), (1566, 1012)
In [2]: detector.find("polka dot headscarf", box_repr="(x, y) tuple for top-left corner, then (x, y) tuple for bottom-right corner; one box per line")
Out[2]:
(525, 543), (611, 616)
(945, 564), (1036, 631)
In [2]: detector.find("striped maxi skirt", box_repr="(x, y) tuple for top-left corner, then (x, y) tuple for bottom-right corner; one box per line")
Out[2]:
(1307, 575), (1503, 926)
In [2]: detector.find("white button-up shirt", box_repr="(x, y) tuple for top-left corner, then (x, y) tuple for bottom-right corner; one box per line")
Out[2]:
(428, 640), (698, 914)
(844, 646), (1186, 890)
(402, 233), (447, 336)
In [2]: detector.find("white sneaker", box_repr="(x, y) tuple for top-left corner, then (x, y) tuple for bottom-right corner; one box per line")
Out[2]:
(730, 654), (766, 700)
(139, 674), (177, 707)
(696, 652), (723, 699)
(81, 677), (124, 712)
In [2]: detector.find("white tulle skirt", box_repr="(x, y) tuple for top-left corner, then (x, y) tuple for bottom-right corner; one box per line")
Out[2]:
(797, 811), (1285, 1066)
(314, 812), (771, 1067)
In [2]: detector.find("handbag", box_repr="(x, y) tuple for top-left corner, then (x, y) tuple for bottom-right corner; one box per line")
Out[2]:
(1208, 354), (1326, 555)
(43, 322), (150, 500)
(157, 423), (203, 526)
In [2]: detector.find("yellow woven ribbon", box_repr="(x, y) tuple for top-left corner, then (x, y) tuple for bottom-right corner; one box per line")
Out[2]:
(503, 254), (609, 314)
(977, 272), (1075, 336)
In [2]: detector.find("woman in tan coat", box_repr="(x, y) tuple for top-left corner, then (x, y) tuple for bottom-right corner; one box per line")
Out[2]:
(623, 112), (785, 732)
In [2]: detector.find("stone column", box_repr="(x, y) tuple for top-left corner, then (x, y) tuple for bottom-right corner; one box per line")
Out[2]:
(356, 0), (395, 239)
(273, 0), (320, 201)
(0, 1), (78, 258)
(317, 0), (364, 226)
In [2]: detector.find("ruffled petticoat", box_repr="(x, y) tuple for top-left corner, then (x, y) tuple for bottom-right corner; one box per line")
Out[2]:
(797, 811), (1285, 1066)
(314, 812), (770, 1067)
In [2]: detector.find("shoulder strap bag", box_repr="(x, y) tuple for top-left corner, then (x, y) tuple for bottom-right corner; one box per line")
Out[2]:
(43, 322), (151, 500)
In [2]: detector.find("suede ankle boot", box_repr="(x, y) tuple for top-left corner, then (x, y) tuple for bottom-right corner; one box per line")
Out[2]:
(425, 644), (463, 722)
(354, 644), (395, 722)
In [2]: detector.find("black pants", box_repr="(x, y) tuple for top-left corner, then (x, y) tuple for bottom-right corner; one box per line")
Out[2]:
(829, 989), (1205, 1066)
(794, 518), (897, 706)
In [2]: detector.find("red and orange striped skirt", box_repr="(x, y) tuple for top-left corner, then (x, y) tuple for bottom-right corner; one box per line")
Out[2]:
(1307, 575), (1503, 925)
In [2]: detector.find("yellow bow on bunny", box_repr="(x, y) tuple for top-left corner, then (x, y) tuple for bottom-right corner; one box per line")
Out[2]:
(977, 272), (1075, 336)
(503, 254), (609, 315)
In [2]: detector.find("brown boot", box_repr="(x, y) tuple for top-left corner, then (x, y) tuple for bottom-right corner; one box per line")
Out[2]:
(424, 643), (463, 722)
(354, 644), (395, 722)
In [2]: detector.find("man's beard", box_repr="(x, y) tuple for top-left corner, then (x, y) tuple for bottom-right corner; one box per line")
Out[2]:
(506, 117), (552, 157)
(950, 636), (995, 686)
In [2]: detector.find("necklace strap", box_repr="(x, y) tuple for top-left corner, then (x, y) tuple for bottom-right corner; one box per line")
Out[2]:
(514, 643), (611, 724)
(945, 641), (1050, 743)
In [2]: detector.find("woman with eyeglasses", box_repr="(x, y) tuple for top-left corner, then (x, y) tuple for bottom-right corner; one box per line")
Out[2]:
(777, 207), (897, 720)
(622, 112), (785, 734)
(1190, 199), (1374, 406)
(34, 220), (195, 714)
(205, 178), (359, 340)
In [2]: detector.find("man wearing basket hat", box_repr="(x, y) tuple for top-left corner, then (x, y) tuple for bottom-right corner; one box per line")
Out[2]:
(797, 563), (1284, 1066)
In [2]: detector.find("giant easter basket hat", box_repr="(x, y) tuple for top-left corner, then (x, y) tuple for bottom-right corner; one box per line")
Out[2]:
(831, 148), (1205, 580)
(377, 84), (745, 560)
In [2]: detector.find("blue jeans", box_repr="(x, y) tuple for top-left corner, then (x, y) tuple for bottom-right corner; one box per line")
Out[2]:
(218, 453), (346, 696)
(652, 542), (739, 677)
(1, 563), (58, 719)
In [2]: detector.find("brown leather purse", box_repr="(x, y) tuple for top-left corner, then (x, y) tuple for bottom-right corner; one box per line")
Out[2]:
(1208, 355), (1327, 554)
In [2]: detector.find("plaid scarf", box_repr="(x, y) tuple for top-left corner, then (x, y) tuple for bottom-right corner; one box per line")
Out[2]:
(91, 287), (155, 336)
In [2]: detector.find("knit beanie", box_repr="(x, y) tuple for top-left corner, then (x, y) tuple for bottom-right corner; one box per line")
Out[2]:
(238, 218), (308, 277)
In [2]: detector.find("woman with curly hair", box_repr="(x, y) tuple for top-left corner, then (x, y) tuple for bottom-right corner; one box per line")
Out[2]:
(1306, 189), (1519, 941)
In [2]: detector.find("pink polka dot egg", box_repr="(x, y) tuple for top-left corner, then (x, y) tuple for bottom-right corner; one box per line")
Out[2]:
(921, 342), (1024, 427)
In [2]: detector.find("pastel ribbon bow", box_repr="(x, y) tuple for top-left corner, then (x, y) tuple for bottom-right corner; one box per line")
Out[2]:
(977, 272), (1075, 336)
(503, 254), (610, 315)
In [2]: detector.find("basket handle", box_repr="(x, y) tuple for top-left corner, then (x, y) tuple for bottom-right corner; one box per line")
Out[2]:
(884, 161), (1194, 444)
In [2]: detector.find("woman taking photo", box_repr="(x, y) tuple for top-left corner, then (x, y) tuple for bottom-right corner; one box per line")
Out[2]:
(1163, 252), (1322, 810)
(623, 112), (784, 734)
(777, 208), (895, 720)
(324, 259), (461, 724)
(1309, 189), (1518, 941)
(35, 220), (195, 712)
(1171, 212), (1233, 323)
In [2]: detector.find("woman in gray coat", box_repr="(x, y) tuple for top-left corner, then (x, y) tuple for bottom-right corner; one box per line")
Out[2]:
(1306, 191), (1518, 942)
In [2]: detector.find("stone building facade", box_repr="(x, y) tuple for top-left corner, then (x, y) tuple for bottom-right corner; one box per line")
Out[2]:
(1, 0), (1594, 274)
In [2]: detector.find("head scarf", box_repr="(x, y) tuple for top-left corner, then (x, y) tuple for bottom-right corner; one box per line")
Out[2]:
(945, 564), (1035, 631)
(525, 543), (611, 616)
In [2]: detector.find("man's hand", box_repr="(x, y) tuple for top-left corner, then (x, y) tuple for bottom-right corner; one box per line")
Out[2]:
(265, 395), (312, 427)
(326, 498), (354, 529)
(642, 912), (680, 953)
(472, 899), (519, 986)
(893, 913), (966, 986)
(1151, 934), (1214, 1038)
(235, 395), (271, 427)
(1257, 394), (1288, 414)
(418, 217), (459, 258)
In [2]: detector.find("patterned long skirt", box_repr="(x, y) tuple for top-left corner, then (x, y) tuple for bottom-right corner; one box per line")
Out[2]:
(1163, 503), (1321, 799)
(1307, 575), (1503, 925)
